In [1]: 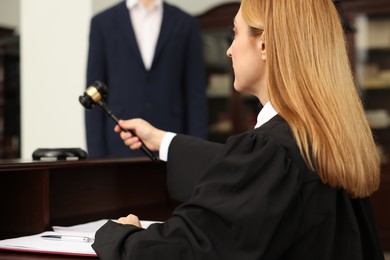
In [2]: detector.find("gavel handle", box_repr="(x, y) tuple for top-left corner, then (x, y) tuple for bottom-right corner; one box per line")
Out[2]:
(98, 101), (159, 161)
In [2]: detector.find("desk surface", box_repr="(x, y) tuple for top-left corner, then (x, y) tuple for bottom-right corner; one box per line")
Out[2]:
(0, 158), (176, 241)
(0, 251), (98, 259)
(0, 157), (157, 171)
(0, 158), (173, 258)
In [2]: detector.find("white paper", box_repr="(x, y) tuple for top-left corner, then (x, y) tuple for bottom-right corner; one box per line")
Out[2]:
(0, 219), (162, 256)
(52, 219), (109, 234)
(52, 219), (161, 233)
(0, 231), (96, 256)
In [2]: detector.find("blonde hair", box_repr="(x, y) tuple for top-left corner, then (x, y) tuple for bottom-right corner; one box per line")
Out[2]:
(241, 0), (381, 198)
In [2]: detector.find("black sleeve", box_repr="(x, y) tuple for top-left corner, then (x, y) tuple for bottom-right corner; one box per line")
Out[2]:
(92, 220), (143, 259)
(92, 132), (303, 260)
(166, 134), (223, 202)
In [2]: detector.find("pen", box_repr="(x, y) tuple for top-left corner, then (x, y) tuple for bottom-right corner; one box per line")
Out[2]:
(41, 235), (94, 243)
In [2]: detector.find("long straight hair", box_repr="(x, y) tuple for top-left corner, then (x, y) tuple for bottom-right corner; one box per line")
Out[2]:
(241, 0), (381, 198)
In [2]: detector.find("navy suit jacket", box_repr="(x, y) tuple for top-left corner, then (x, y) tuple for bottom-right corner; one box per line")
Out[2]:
(85, 1), (208, 158)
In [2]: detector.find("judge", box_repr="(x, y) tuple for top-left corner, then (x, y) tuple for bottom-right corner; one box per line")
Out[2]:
(92, 0), (384, 259)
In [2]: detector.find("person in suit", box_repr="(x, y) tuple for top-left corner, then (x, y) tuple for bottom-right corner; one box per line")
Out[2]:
(85, 0), (207, 158)
(92, 0), (384, 259)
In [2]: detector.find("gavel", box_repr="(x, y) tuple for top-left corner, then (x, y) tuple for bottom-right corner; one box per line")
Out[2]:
(79, 81), (158, 161)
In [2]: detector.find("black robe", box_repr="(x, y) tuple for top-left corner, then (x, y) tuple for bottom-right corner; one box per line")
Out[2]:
(92, 115), (384, 259)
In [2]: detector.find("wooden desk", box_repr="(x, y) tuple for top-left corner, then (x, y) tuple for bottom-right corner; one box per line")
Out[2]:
(1, 158), (389, 258)
(0, 158), (177, 241)
(0, 251), (98, 259)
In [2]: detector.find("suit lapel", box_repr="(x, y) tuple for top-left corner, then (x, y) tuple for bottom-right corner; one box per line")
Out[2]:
(114, 2), (144, 68)
(152, 3), (174, 68)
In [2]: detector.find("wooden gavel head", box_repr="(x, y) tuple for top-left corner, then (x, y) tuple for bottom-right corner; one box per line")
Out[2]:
(79, 81), (108, 110)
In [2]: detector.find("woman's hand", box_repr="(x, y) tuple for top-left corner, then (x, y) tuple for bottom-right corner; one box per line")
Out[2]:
(114, 118), (166, 151)
(117, 214), (141, 228)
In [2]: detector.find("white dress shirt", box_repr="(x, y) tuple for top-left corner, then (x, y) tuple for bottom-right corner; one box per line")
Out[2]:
(159, 102), (278, 161)
(126, 0), (163, 70)
(254, 101), (278, 129)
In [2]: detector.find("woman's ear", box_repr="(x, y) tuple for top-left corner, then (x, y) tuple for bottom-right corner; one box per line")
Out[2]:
(258, 35), (266, 61)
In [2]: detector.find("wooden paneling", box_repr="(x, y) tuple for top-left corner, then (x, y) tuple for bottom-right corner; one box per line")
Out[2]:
(0, 158), (177, 240)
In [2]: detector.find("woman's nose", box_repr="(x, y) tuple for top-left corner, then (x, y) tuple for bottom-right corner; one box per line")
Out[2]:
(226, 46), (232, 57)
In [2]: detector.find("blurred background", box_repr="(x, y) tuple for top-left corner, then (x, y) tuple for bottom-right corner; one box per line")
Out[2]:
(0, 0), (390, 256)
